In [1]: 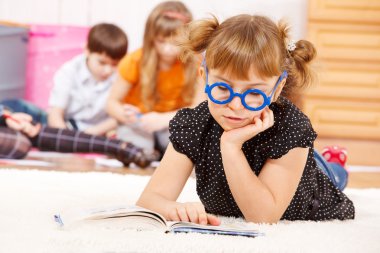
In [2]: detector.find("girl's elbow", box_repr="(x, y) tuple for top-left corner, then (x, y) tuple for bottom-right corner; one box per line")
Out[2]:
(244, 211), (282, 224)
(245, 216), (280, 224)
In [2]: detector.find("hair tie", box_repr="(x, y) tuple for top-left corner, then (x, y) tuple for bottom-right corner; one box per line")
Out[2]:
(162, 11), (190, 23)
(286, 39), (296, 52)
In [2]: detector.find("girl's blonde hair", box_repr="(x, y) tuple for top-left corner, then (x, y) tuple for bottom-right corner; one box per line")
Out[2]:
(140, 1), (197, 110)
(179, 15), (316, 100)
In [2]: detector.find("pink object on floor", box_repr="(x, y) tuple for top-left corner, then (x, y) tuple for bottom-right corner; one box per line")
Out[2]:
(321, 146), (348, 170)
(25, 24), (89, 109)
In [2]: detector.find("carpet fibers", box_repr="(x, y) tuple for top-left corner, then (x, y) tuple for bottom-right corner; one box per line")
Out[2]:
(0, 169), (379, 253)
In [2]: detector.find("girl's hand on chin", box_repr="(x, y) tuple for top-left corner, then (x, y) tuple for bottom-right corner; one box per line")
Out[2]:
(221, 108), (274, 148)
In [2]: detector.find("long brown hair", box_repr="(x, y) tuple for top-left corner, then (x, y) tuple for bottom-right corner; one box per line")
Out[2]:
(179, 15), (316, 100)
(140, 1), (197, 110)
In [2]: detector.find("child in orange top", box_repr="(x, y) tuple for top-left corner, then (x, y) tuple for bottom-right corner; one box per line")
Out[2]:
(106, 1), (202, 154)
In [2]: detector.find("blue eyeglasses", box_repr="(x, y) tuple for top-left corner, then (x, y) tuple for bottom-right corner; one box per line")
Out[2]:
(204, 65), (288, 111)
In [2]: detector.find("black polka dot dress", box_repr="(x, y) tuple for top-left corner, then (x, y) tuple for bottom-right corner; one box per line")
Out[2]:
(169, 98), (355, 221)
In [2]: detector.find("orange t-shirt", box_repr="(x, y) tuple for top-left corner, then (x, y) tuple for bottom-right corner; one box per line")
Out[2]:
(118, 49), (187, 113)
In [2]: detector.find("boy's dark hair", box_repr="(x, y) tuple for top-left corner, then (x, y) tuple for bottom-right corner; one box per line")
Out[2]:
(87, 23), (128, 60)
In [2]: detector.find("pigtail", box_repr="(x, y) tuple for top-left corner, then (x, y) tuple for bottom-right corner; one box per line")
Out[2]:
(277, 20), (317, 99)
(179, 16), (219, 61)
(289, 40), (317, 89)
(176, 16), (219, 106)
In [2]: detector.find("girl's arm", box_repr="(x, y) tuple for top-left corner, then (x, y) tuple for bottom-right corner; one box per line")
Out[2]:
(47, 107), (67, 129)
(137, 143), (220, 225)
(106, 75), (136, 124)
(222, 145), (307, 223)
(220, 108), (308, 223)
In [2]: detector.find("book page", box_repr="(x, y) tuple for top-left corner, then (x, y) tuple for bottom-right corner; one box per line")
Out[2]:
(56, 205), (168, 231)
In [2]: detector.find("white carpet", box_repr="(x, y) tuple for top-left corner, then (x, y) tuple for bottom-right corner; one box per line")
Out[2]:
(0, 169), (379, 253)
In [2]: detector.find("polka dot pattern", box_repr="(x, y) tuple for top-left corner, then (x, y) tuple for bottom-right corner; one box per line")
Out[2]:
(169, 98), (355, 221)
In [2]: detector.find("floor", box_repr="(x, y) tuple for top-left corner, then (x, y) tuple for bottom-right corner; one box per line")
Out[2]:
(0, 152), (379, 189)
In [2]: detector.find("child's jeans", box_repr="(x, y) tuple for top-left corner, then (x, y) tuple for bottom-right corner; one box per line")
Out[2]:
(1, 98), (78, 129)
(314, 150), (348, 191)
(0, 99), (47, 124)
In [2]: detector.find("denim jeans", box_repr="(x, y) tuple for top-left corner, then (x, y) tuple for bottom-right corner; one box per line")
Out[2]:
(314, 151), (348, 191)
(0, 99), (48, 125)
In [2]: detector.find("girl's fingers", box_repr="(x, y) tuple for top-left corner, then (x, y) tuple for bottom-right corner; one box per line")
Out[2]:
(233, 117), (261, 139)
(6, 121), (22, 131)
(198, 212), (208, 225)
(269, 109), (274, 127)
(262, 108), (274, 129)
(176, 206), (189, 222)
(261, 109), (269, 127)
(28, 123), (41, 137)
(186, 206), (199, 223)
(207, 214), (221, 226)
(6, 113), (35, 131)
(251, 116), (263, 130)
(168, 204), (218, 226)
(194, 203), (207, 225)
(22, 122), (31, 135)
(20, 113), (33, 122)
(168, 208), (180, 221)
(13, 112), (33, 122)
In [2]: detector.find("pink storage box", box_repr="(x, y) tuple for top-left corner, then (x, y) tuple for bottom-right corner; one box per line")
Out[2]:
(25, 24), (89, 109)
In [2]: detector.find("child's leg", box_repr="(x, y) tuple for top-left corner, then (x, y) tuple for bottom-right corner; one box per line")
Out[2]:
(314, 150), (348, 191)
(30, 126), (158, 168)
(0, 127), (32, 159)
(0, 99), (47, 125)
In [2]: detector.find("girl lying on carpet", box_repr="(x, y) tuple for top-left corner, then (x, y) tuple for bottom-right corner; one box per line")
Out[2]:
(0, 105), (158, 168)
(137, 14), (355, 224)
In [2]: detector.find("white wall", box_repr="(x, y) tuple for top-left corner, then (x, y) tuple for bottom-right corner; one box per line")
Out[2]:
(0, 0), (308, 51)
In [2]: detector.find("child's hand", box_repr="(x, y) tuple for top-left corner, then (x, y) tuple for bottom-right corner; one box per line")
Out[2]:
(123, 104), (141, 125)
(167, 202), (221, 226)
(221, 107), (274, 148)
(5, 112), (41, 137)
(139, 112), (166, 133)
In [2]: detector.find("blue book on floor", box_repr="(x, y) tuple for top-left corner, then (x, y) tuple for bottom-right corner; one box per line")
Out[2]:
(54, 205), (263, 238)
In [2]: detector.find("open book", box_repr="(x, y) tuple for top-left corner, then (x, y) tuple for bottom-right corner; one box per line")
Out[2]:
(54, 205), (263, 238)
